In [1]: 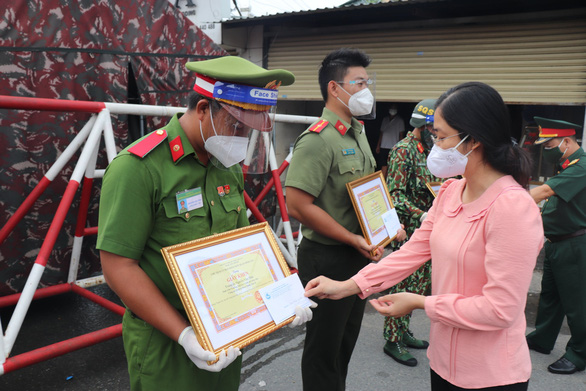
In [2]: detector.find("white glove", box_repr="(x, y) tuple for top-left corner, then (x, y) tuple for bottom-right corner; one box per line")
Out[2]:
(178, 326), (241, 372)
(289, 300), (318, 328)
(419, 212), (428, 223)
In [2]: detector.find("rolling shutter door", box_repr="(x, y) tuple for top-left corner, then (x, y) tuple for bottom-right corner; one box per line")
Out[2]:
(268, 19), (586, 104)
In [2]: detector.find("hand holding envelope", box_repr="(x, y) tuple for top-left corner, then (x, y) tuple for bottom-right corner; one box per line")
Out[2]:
(259, 274), (317, 326)
(290, 300), (318, 328)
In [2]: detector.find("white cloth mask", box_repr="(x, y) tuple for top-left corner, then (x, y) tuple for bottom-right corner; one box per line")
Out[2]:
(426, 135), (472, 178)
(389, 109), (398, 116)
(200, 109), (248, 168)
(337, 84), (374, 116)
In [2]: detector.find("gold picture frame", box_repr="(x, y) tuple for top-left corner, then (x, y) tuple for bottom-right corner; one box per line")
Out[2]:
(161, 222), (292, 361)
(426, 181), (443, 198)
(346, 171), (398, 254)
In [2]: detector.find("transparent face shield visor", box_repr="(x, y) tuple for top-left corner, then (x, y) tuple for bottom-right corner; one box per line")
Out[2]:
(207, 101), (276, 174)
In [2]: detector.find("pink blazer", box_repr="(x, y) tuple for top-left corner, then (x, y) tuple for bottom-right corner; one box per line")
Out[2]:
(352, 176), (544, 388)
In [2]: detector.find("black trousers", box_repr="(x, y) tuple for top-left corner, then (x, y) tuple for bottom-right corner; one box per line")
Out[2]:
(297, 238), (370, 391)
(430, 369), (528, 391)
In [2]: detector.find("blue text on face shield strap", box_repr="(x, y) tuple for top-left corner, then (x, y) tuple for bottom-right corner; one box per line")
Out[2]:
(213, 82), (278, 106)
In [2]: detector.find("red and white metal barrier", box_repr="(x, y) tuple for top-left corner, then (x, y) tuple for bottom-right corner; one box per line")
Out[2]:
(0, 94), (316, 375)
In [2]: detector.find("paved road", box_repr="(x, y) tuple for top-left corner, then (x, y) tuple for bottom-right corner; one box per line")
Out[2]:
(1, 270), (585, 390)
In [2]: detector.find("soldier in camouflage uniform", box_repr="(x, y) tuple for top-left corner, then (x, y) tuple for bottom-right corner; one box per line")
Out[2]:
(383, 99), (438, 367)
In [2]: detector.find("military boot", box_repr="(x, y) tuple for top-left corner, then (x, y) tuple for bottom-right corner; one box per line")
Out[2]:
(383, 341), (417, 367)
(403, 329), (429, 349)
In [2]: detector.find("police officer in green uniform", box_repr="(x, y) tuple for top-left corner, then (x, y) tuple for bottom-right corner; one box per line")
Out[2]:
(96, 56), (307, 390)
(526, 116), (586, 375)
(286, 48), (406, 391)
(382, 99), (438, 366)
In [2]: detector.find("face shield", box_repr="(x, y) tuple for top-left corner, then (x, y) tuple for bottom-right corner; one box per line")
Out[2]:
(204, 100), (276, 174)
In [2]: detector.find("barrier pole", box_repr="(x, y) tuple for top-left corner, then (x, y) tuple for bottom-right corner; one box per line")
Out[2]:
(68, 134), (101, 283)
(3, 115), (106, 356)
(0, 324), (122, 376)
(67, 148), (99, 283)
(253, 151), (292, 207)
(101, 108), (118, 162)
(0, 115), (97, 246)
(244, 192), (265, 223)
(70, 285), (125, 316)
(268, 143), (296, 258)
(0, 283), (72, 308)
(0, 316), (5, 365)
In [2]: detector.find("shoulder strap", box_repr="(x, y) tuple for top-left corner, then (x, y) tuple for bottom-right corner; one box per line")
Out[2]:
(128, 129), (168, 158)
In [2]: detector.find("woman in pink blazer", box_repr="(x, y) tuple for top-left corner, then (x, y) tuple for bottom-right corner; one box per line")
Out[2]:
(304, 82), (544, 390)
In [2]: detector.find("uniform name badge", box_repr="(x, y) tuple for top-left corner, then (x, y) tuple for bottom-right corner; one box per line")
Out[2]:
(176, 187), (203, 213)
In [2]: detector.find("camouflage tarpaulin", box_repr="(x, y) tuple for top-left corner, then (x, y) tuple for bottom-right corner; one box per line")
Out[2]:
(0, 0), (227, 295)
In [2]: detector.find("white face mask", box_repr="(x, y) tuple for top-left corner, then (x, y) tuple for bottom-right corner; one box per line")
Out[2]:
(336, 84), (374, 116)
(426, 135), (473, 178)
(200, 109), (248, 168)
(389, 109), (398, 116)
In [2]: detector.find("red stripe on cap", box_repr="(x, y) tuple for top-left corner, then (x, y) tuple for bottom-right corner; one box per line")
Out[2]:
(193, 73), (217, 98)
(539, 127), (576, 138)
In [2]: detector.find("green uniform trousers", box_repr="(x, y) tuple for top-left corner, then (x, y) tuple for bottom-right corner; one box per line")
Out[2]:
(526, 235), (586, 370)
(122, 311), (242, 390)
(383, 260), (431, 342)
(298, 239), (370, 391)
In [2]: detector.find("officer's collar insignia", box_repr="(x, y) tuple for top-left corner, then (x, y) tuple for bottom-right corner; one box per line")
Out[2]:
(334, 120), (348, 135)
(169, 136), (184, 163)
(563, 158), (580, 169)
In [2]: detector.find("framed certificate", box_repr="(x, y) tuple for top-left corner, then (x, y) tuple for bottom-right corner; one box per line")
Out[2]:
(346, 171), (398, 253)
(426, 181), (443, 198)
(161, 222), (292, 361)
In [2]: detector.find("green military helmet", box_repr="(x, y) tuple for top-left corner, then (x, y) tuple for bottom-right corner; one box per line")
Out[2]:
(410, 99), (437, 128)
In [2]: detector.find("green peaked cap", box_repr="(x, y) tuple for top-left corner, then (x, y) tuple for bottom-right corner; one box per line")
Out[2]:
(533, 116), (582, 144)
(186, 56), (295, 87)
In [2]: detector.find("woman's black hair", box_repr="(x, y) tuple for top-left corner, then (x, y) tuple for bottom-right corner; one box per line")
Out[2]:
(318, 48), (371, 102)
(435, 82), (532, 188)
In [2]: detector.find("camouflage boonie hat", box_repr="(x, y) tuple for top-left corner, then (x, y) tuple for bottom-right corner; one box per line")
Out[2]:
(410, 99), (437, 128)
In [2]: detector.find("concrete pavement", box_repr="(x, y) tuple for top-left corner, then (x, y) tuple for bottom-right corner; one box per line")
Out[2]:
(1, 270), (585, 390)
(239, 269), (586, 391)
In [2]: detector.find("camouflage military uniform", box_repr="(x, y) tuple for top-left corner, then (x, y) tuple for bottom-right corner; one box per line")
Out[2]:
(384, 131), (436, 343)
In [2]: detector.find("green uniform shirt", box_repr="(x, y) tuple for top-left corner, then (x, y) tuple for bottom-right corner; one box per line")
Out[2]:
(97, 114), (249, 309)
(386, 131), (438, 239)
(285, 107), (376, 245)
(541, 148), (586, 236)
